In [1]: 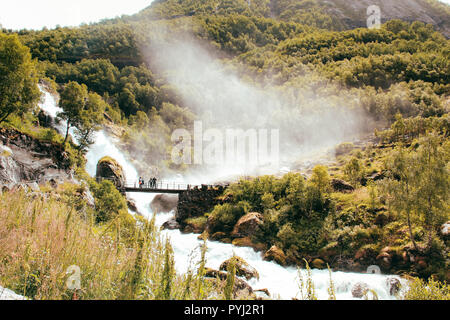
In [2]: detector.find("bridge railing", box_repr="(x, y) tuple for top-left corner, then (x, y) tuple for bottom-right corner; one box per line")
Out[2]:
(124, 180), (205, 190)
(97, 177), (226, 191)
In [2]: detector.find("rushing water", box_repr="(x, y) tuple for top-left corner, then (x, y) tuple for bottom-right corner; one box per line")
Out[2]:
(39, 88), (407, 300)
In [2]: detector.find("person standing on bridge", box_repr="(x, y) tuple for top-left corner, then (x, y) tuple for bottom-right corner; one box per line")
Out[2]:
(153, 177), (157, 189)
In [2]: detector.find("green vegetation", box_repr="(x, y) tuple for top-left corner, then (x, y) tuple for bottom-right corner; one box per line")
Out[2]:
(0, 187), (255, 300)
(0, 33), (40, 123)
(0, 0), (449, 300)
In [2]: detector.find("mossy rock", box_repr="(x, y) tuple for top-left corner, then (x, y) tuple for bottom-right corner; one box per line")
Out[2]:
(220, 256), (259, 280)
(232, 237), (266, 252)
(96, 156), (126, 189)
(263, 245), (287, 266)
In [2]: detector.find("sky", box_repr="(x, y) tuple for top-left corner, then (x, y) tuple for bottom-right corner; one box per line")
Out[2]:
(0, 0), (449, 31)
(0, 0), (153, 30)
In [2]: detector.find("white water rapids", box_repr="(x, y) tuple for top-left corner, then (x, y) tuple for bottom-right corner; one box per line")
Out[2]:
(39, 87), (407, 300)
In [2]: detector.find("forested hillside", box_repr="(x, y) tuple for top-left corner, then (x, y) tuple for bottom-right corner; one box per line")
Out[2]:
(0, 0), (449, 299)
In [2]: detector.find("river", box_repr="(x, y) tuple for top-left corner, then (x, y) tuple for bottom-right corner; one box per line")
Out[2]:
(40, 86), (407, 300)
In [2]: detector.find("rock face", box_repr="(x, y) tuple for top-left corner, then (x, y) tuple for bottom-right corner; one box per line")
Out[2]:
(95, 156), (126, 190)
(219, 256), (259, 281)
(150, 194), (178, 214)
(0, 128), (73, 186)
(263, 246), (287, 266)
(331, 179), (355, 193)
(231, 212), (263, 238)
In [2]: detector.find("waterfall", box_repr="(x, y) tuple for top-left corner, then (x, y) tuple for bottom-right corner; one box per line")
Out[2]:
(38, 86), (407, 300)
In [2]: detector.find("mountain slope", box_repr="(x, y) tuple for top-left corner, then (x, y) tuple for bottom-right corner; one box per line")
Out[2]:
(133, 0), (450, 37)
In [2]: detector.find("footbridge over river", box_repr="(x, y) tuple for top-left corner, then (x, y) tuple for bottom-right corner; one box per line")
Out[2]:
(122, 180), (217, 195)
(96, 177), (230, 226)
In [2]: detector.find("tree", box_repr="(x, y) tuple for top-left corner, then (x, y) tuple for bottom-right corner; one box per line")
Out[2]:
(74, 92), (105, 153)
(380, 133), (449, 251)
(310, 165), (331, 194)
(0, 33), (40, 123)
(58, 81), (89, 144)
(344, 157), (364, 187)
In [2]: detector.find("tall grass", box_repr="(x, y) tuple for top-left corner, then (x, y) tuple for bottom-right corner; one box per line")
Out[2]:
(0, 189), (254, 300)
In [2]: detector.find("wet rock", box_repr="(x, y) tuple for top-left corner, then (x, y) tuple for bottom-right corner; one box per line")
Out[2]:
(386, 277), (401, 296)
(150, 194), (178, 214)
(331, 179), (355, 193)
(127, 199), (141, 215)
(95, 156), (126, 190)
(210, 232), (227, 241)
(351, 282), (369, 298)
(161, 218), (181, 230)
(232, 237), (266, 252)
(204, 268), (253, 295)
(263, 245), (287, 266)
(220, 256), (259, 281)
(311, 258), (326, 269)
(254, 288), (270, 300)
(231, 212), (263, 238)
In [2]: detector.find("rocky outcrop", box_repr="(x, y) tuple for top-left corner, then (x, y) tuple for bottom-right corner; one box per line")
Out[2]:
(150, 194), (178, 214)
(95, 156), (126, 190)
(219, 256), (259, 281)
(263, 246), (287, 266)
(331, 179), (355, 193)
(231, 212), (263, 238)
(0, 128), (73, 186)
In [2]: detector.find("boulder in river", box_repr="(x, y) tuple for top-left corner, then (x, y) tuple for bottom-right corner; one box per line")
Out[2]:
(161, 217), (181, 230)
(263, 245), (287, 266)
(150, 194), (178, 214)
(204, 268), (253, 296)
(220, 256), (259, 281)
(386, 277), (401, 296)
(231, 212), (263, 238)
(351, 282), (369, 298)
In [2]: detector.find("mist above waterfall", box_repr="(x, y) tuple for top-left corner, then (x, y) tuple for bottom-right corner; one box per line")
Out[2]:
(137, 23), (371, 182)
